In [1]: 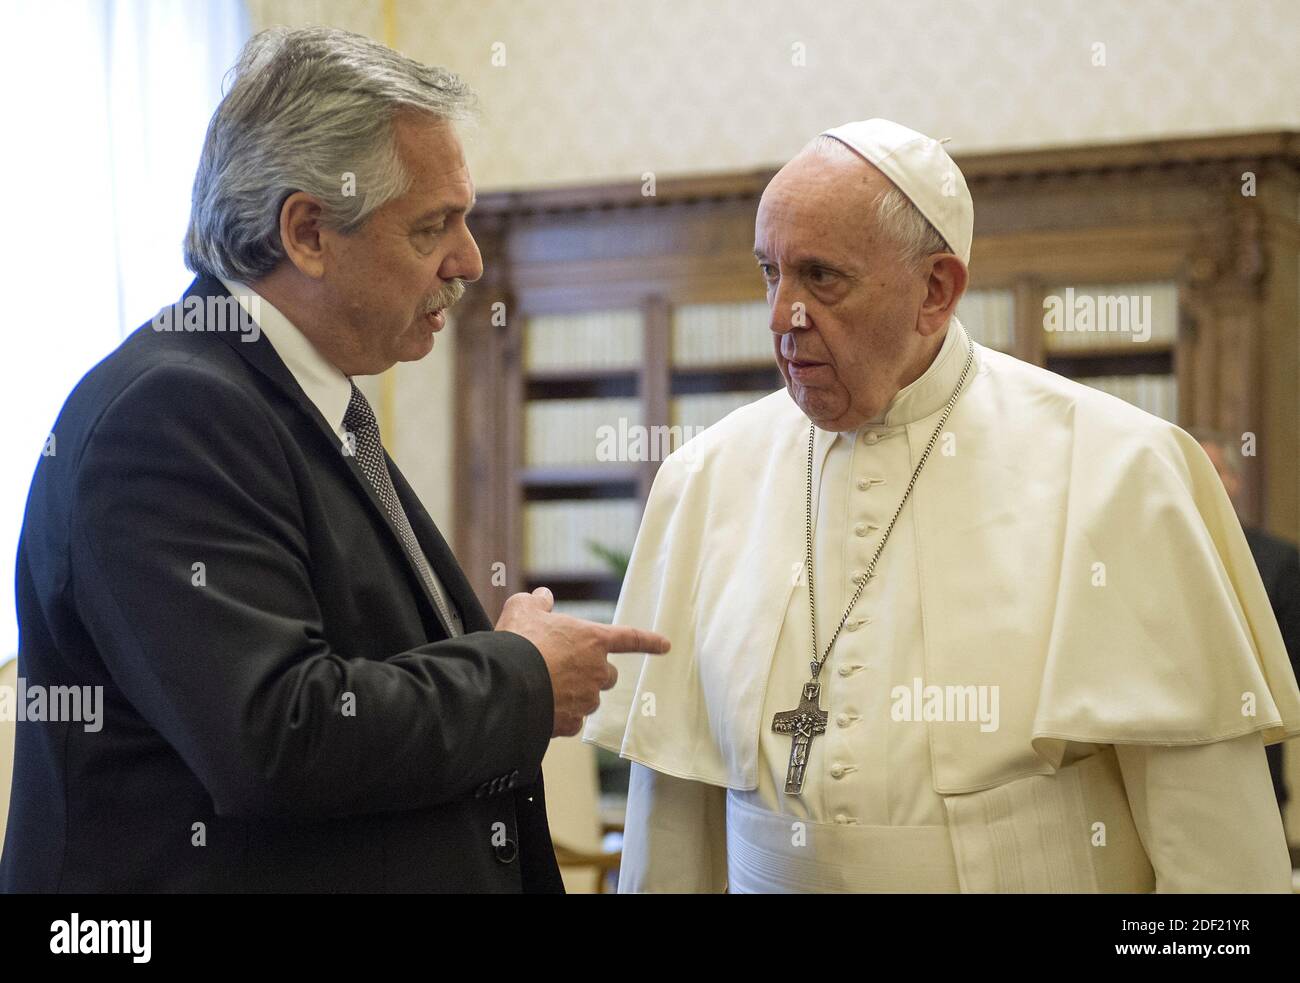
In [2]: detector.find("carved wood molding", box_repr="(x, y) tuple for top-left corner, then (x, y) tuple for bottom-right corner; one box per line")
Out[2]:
(473, 131), (1300, 218)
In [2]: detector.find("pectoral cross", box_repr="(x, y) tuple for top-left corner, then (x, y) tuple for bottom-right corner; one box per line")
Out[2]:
(771, 681), (828, 796)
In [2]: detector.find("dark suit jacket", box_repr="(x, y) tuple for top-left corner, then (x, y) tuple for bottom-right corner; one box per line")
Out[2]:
(1, 274), (564, 892)
(1245, 527), (1300, 809)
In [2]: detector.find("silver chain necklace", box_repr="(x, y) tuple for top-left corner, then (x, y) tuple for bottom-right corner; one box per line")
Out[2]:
(771, 336), (975, 795)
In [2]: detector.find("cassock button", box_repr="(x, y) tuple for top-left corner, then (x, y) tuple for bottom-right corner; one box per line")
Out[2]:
(836, 713), (851, 728)
(830, 764), (846, 779)
(856, 478), (869, 491)
(834, 814), (849, 824)
(494, 838), (519, 864)
(854, 523), (868, 537)
(863, 432), (881, 445)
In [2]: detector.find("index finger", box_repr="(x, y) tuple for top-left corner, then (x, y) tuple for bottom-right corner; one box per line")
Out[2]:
(602, 625), (671, 655)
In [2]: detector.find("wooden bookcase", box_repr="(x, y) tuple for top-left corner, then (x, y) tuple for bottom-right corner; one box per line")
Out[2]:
(455, 132), (1300, 621)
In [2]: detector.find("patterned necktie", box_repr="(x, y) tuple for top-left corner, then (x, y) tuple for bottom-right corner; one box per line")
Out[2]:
(343, 382), (463, 637)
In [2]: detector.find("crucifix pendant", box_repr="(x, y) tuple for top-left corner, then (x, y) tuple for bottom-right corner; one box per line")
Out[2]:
(771, 680), (828, 795)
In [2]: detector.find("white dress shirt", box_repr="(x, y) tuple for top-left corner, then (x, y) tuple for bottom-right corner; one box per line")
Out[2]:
(219, 277), (352, 441)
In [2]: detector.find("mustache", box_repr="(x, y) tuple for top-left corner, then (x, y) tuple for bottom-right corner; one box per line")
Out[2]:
(423, 278), (467, 314)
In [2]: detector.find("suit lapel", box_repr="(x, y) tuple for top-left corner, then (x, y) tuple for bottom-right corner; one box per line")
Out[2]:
(189, 275), (461, 638)
(388, 458), (490, 633)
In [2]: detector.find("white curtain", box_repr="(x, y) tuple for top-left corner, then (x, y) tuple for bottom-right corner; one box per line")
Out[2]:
(0, 0), (251, 660)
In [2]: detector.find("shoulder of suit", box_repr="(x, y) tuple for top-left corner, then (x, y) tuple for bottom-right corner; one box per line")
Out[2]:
(76, 316), (250, 407)
(57, 324), (267, 462)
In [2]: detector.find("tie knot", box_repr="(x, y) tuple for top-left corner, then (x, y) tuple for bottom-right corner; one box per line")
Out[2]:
(343, 381), (378, 434)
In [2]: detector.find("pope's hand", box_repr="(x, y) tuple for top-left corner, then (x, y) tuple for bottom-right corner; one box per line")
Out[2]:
(495, 586), (670, 738)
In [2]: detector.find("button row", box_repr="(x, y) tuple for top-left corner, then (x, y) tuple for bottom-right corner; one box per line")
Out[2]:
(475, 768), (521, 799)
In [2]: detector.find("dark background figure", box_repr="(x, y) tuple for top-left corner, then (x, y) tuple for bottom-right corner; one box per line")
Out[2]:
(1195, 429), (1300, 817)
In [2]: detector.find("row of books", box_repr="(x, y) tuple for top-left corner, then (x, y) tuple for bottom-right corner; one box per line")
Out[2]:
(524, 393), (766, 467)
(524, 500), (641, 573)
(1043, 281), (1178, 350)
(525, 398), (643, 467)
(1077, 373), (1178, 423)
(525, 309), (643, 372)
(521, 282), (1176, 378)
(671, 301), (773, 366)
(955, 289), (1015, 351)
(672, 391), (764, 431)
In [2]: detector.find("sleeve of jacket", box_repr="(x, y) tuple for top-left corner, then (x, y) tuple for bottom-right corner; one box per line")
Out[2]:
(69, 361), (554, 821)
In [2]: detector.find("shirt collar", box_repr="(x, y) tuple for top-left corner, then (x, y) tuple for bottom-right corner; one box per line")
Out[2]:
(861, 315), (976, 432)
(219, 277), (353, 440)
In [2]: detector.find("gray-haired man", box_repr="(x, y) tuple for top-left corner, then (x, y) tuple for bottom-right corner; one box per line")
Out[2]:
(2, 27), (666, 893)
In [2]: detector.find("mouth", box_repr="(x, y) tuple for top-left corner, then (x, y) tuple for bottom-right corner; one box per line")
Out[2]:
(785, 355), (828, 380)
(424, 308), (446, 332)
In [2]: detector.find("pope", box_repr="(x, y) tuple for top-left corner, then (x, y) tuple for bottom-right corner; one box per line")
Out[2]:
(584, 118), (1300, 893)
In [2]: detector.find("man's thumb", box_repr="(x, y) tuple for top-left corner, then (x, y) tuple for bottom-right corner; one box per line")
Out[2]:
(532, 586), (555, 610)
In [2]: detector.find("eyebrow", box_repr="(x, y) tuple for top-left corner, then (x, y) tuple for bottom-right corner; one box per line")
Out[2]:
(752, 248), (848, 269)
(415, 197), (477, 224)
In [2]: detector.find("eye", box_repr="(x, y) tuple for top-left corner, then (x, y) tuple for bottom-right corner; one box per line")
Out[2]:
(758, 262), (778, 282)
(411, 226), (445, 255)
(808, 266), (836, 285)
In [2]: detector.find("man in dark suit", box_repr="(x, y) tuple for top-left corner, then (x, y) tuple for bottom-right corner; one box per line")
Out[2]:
(1195, 430), (1300, 814)
(0, 26), (666, 893)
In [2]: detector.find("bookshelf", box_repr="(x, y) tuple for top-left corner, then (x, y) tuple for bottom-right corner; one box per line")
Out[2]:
(455, 132), (1300, 624)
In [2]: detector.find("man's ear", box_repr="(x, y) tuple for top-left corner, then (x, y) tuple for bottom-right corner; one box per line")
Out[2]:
(917, 253), (968, 337)
(278, 191), (328, 279)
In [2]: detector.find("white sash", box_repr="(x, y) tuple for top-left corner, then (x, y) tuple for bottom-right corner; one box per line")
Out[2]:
(725, 792), (961, 893)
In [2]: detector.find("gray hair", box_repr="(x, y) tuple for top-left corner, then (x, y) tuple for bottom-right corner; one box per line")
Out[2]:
(185, 27), (478, 281)
(808, 134), (952, 269)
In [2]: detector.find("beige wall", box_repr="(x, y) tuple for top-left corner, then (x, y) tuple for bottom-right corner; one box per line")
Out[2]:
(254, 1), (1300, 190)
(404, 0), (1300, 190)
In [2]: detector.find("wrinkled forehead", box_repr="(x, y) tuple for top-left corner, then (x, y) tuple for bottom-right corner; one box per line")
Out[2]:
(755, 149), (891, 255)
(393, 114), (476, 205)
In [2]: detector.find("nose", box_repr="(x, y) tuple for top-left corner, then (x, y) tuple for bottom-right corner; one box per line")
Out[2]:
(768, 280), (805, 336)
(442, 223), (484, 284)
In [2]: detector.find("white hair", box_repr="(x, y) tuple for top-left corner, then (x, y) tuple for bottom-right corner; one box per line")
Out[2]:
(185, 27), (478, 281)
(808, 134), (952, 269)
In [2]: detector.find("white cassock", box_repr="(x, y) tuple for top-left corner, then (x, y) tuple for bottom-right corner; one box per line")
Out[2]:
(584, 317), (1300, 893)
